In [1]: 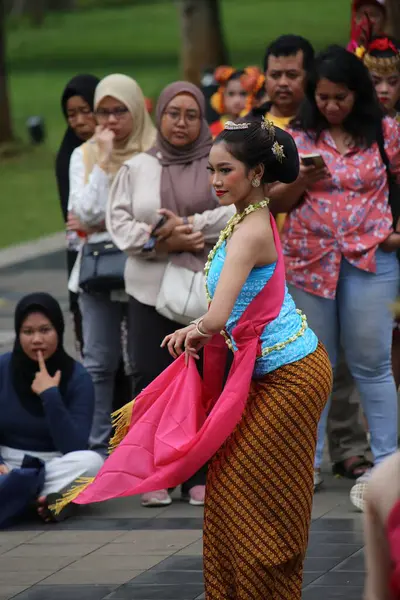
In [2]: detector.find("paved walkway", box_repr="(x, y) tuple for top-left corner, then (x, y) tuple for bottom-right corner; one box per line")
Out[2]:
(0, 250), (366, 600)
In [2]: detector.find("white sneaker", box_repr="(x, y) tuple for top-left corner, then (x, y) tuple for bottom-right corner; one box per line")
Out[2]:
(314, 470), (323, 491)
(350, 469), (372, 512)
(141, 489), (172, 507)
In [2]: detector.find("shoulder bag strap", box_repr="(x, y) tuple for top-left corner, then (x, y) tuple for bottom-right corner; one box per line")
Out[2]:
(376, 120), (392, 176)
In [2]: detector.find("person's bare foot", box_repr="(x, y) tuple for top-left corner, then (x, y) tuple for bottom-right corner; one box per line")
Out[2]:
(36, 493), (75, 523)
(332, 456), (373, 479)
(36, 496), (53, 523)
(343, 456), (371, 478)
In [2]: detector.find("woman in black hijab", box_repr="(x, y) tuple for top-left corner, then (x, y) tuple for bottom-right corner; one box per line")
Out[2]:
(0, 293), (103, 522)
(56, 74), (99, 222)
(55, 74), (99, 353)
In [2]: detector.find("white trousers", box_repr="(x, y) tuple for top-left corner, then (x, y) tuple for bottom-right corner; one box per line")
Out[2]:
(0, 446), (104, 497)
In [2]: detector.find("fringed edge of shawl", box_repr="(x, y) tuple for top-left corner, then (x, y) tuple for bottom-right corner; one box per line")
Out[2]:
(108, 398), (136, 454)
(48, 399), (136, 515)
(49, 477), (95, 515)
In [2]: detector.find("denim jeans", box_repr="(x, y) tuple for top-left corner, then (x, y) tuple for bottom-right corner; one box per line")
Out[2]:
(80, 292), (131, 457)
(289, 249), (399, 468)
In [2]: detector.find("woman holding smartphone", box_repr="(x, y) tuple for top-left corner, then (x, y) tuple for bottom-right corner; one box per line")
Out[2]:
(107, 81), (234, 507)
(269, 46), (400, 510)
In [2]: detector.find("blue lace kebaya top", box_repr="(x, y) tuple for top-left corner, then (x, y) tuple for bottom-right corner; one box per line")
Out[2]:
(207, 242), (318, 378)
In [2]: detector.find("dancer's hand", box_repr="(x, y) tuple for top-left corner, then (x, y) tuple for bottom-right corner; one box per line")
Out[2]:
(183, 326), (212, 365)
(0, 464), (9, 476)
(161, 324), (196, 359)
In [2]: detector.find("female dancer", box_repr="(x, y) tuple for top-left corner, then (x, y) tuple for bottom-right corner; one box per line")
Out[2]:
(163, 119), (332, 598)
(53, 119), (332, 598)
(209, 66), (264, 137)
(363, 35), (400, 120)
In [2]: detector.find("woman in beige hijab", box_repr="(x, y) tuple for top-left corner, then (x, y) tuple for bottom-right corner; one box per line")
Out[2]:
(67, 74), (156, 459)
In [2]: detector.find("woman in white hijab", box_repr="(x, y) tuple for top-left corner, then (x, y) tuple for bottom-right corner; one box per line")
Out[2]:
(68, 74), (156, 458)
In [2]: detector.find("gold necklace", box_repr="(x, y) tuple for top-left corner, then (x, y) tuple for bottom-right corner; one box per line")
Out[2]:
(204, 199), (270, 302)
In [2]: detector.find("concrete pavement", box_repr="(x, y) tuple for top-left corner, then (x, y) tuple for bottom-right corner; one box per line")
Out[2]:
(0, 248), (366, 600)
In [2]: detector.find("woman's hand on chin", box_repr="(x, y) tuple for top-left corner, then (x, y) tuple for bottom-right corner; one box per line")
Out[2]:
(31, 351), (61, 396)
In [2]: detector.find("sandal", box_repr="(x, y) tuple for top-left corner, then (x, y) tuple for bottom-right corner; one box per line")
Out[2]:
(332, 457), (373, 480)
(36, 493), (75, 523)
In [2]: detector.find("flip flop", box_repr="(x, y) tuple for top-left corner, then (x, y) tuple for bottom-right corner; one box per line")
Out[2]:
(36, 493), (75, 523)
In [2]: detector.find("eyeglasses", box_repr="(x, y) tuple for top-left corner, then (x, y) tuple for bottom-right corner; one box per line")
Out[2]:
(163, 109), (200, 125)
(95, 107), (130, 120)
(67, 107), (93, 120)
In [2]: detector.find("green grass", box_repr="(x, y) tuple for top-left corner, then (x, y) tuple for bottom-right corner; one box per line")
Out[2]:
(1, 0), (350, 248)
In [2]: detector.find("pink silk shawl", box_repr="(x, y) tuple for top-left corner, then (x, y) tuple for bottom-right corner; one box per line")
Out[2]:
(75, 215), (285, 504)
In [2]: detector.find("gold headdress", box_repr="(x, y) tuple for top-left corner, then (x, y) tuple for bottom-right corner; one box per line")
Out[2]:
(224, 121), (251, 130)
(224, 117), (286, 163)
(363, 38), (400, 76)
(364, 53), (400, 75)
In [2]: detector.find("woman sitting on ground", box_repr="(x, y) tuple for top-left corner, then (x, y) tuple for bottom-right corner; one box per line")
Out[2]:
(0, 293), (103, 522)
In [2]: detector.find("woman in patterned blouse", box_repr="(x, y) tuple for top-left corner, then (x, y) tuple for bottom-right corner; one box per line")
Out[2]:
(269, 45), (400, 511)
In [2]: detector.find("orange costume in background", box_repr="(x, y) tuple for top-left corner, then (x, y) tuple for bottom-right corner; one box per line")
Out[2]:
(209, 66), (265, 138)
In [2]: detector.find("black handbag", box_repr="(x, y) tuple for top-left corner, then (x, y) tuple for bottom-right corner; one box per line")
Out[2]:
(79, 240), (126, 293)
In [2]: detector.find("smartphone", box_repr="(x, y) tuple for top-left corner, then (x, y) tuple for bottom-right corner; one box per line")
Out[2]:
(151, 215), (167, 235)
(301, 154), (327, 169)
(142, 215), (168, 252)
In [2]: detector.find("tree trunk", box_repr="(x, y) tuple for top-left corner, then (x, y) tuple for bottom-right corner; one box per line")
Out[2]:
(0, 0), (13, 143)
(386, 0), (400, 39)
(178, 0), (229, 86)
(50, 0), (75, 11)
(29, 0), (46, 27)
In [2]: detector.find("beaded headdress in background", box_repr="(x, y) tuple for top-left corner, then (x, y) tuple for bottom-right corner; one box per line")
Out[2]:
(363, 38), (400, 75)
(210, 66), (265, 116)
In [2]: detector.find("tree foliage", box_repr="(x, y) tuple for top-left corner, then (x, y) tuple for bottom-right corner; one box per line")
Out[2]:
(0, 0), (13, 143)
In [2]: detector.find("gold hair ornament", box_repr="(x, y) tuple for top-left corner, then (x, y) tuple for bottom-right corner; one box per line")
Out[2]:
(272, 140), (285, 163)
(261, 115), (275, 137)
(224, 121), (251, 130)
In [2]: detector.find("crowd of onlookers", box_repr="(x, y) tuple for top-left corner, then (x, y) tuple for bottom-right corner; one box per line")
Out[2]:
(1, 0), (400, 539)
